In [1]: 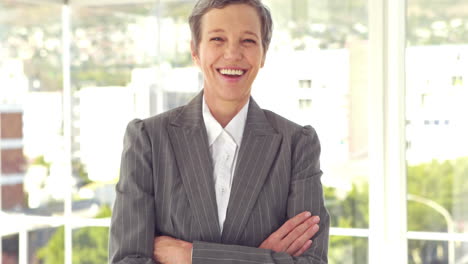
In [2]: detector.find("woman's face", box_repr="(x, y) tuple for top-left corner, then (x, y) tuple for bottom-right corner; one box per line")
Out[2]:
(191, 4), (265, 107)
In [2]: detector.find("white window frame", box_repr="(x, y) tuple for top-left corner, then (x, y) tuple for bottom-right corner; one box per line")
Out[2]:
(3, 1), (466, 264)
(368, 0), (408, 263)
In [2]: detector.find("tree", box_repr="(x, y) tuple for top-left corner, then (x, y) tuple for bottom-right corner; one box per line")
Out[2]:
(37, 206), (111, 264)
(324, 157), (468, 263)
(407, 157), (468, 264)
(325, 183), (369, 264)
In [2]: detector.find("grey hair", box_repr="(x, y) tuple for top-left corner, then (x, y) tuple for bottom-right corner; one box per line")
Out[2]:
(189, 0), (273, 54)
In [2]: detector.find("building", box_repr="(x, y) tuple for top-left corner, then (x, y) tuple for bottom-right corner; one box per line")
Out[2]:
(0, 59), (28, 212)
(1, 105), (26, 211)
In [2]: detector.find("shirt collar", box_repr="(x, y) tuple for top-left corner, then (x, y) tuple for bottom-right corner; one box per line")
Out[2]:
(202, 96), (249, 147)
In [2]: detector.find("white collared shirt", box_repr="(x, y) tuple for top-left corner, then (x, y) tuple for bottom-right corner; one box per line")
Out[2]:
(202, 96), (249, 233)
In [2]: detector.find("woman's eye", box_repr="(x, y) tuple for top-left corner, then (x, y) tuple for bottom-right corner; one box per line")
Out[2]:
(210, 37), (223, 42)
(243, 39), (256, 44)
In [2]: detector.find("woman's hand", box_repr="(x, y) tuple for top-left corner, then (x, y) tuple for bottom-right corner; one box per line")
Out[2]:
(259, 211), (320, 256)
(154, 236), (192, 264)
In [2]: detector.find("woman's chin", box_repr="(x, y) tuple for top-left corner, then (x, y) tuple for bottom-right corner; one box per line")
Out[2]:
(205, 87), (250, 104)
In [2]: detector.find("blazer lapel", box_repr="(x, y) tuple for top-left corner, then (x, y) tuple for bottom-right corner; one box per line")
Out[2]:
(221, 99), (282, 243)
(167, 92), (221, 243)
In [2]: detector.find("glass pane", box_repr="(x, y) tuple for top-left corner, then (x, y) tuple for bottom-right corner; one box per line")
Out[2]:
(406, 1), (468, 234)
(0, 2), (64, 217)
(156, 0), (201, 111)
(69, 0), (200, 217)
(69, 0), (370, 230)
(259, 0), (369, 228)
(2, 234), (19, 264)
(69, 4), (158, 217)
(329, 236), (368, 264)
(72, 227), (109, 264)
(29, 227), (63, 264)
(408, 240), (468, 264)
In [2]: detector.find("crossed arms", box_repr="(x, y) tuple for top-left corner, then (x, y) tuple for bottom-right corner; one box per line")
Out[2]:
(154, 211), (322, 263)
(109, 119), (329, 264)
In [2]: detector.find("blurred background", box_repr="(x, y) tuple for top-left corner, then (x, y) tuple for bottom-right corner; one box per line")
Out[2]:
(0, 0), (467, 263)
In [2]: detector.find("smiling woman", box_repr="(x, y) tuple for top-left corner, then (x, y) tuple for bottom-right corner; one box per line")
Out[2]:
(1, 0), (387, 263)
(191, 3), (266, 127)
(108, 0), (330, 264)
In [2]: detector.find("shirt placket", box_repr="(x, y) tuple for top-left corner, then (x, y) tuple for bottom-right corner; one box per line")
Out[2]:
(214, 131), (237, 232)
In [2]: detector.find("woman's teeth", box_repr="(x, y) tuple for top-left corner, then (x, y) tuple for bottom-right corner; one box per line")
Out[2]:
(219, 69), (244, 76)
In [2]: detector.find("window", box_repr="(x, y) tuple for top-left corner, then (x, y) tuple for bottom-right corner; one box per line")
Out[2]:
(298, 99), (312, 110)
(406, 0), (468, 263)
(299, 79), (312, 89)
(2, 0), (467, 264)
(452, 76), (463, 86)
(260, 1), (369, 262)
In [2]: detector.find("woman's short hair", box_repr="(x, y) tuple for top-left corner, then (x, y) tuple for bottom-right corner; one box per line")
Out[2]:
(189, 0), (273, 54)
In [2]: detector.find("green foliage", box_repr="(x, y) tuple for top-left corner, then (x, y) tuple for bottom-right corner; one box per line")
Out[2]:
(325, 182), (369, 229)
(162, 2), (193, 21)
(407, 158), (468, 232)
(325, 157), (468, 263)
(24, 57), (63, 91)
(71, 226), (109, 264)
(72, 67), (131, 88)
(32, 155), (51, 168)
(407, 1), (468, 45)
(72, 159), (92, 186)
(170, 52), (193, 68)
(406, 157), (468, 264)
(36, 228), (65, 264)
(95, 205), (112, 219)
(35, 157), (468, 263)
(31, 155), (52, 176)
(37, 205), (112, 264)
(329, 236), (368, 264)
(325, 182), (369, 263)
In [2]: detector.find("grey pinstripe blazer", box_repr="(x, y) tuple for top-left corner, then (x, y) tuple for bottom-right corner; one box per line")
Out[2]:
(109, 91), (329, 264)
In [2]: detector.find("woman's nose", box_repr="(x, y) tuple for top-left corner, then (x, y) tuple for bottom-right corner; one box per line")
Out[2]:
(223, 42), (242, 61)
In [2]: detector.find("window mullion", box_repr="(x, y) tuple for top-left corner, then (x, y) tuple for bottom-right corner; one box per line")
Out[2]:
(368, 0), (408, 263)
(61, 4), (73, 264)
(368, 0), (387, 262)
(19, 230), (27, 264)
(385, 0), (408, 263)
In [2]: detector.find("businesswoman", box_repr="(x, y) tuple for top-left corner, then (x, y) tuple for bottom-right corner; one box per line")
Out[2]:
(109, 0), (330, 263)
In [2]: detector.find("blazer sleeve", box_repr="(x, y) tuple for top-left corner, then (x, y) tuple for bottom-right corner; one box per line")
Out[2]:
(109, 119), (157, 264)
(192, 126), (330, 264)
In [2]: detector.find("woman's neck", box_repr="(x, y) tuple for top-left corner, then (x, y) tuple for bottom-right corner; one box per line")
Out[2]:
(205, 96), (248, 128)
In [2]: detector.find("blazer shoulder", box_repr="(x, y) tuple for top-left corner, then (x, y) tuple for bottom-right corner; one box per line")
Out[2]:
(138, 105), (184, 132)
(262, 109), (318, 138)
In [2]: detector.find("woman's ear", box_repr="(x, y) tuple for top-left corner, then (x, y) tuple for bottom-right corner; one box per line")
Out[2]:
(261, 48), (267, 68)
(191, 40), (200, 67)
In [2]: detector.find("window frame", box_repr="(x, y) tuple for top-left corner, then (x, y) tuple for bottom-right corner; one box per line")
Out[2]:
(3, 1), (467, 264)
(368, 0), (408, 263)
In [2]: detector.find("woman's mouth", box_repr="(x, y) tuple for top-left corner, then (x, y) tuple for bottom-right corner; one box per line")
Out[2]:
(217, 68), (247, 80)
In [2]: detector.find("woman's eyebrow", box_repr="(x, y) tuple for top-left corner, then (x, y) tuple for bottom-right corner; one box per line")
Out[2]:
(207, 29), (259, 39)
(208, 29), (225, 34)
(244, 31), (259, 39)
